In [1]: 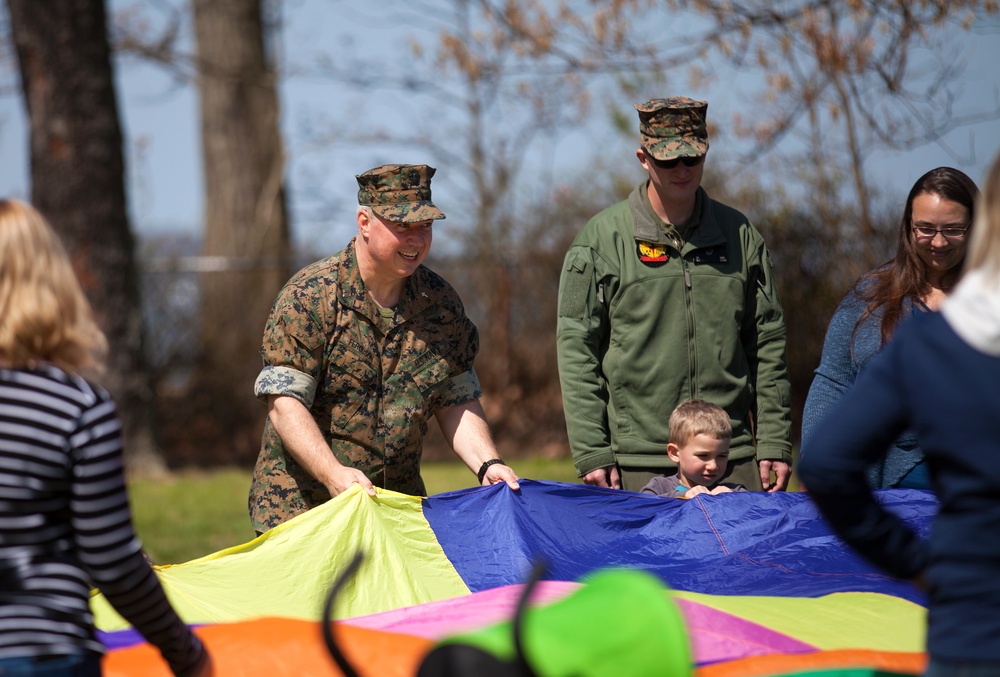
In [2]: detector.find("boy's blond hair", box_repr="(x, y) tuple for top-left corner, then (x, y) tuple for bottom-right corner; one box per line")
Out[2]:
(668, 399), (732, 447)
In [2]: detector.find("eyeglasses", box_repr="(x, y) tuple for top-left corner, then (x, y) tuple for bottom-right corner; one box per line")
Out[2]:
(650, 154), (705, 170)
(911, 222), (970, 240)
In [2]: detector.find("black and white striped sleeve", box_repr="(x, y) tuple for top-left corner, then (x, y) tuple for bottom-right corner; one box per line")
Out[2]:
(69, 389), (207, 677)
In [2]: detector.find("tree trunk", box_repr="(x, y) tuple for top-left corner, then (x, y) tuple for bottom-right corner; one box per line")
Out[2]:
(7, 0), (164, 474)
(186, 0), (291, 465)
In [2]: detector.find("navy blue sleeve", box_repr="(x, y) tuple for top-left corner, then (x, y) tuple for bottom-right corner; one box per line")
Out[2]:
(798, 326), (929, 580)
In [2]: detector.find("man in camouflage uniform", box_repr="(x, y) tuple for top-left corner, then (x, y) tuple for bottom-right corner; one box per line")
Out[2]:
(556, 97), (793, 493)
(250, 163), (520, 534)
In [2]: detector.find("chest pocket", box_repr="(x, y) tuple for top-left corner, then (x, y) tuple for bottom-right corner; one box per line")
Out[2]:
(322, 336), (378, 430)
(404, 351), (454, 406)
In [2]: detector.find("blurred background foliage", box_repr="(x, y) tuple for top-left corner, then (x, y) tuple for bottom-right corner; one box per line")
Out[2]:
(2, 0), (997, 479)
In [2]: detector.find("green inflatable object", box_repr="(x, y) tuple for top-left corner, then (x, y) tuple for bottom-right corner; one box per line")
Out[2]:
(429, 568), (692, 677)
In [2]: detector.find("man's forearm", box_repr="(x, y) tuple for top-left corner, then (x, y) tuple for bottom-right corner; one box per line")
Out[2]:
(436, 399), (520, 490)
(267, 395), (343, 489)
(436, 398), (500, 472)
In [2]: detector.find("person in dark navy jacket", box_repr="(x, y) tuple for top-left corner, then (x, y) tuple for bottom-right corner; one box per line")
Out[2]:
(799, 152), (1000, 677)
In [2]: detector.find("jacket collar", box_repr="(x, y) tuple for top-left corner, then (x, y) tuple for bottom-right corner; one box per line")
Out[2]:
(629, 183), (726, 251)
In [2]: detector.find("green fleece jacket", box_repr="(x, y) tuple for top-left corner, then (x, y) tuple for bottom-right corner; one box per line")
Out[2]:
(556, 183), (792, 476)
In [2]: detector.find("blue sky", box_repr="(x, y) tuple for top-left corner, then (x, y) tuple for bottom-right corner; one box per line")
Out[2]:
(1, 2), (998, 256)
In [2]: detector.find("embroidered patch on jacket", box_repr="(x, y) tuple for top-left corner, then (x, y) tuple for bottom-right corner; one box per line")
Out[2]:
(637, 241), (668, 266)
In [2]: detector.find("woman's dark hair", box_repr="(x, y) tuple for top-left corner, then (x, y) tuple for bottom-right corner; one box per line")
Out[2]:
(855, 167), (980, 345)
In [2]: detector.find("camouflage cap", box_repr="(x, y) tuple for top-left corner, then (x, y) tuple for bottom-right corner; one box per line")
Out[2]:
(356, 164), (446, 223)
(635, 97), (709, 161)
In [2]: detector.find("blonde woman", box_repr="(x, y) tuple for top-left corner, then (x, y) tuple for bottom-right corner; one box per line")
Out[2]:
(800, 153), (1000, 676)
(0, 200), (210, 675)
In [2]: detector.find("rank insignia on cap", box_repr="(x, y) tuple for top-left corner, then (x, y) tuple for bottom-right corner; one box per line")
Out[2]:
(637, 241), (668, 266)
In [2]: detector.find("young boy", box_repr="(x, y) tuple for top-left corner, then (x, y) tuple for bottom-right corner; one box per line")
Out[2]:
(640, 399), (747, 498)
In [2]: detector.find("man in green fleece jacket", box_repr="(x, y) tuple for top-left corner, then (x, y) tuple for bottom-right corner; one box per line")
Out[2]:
(556, 96), (792, 492)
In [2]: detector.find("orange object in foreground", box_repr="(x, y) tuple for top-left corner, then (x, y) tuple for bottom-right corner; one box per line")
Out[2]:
(103, 617), (434, 677)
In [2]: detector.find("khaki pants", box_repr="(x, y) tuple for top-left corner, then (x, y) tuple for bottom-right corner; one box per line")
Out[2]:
(620, 456), (764, 492)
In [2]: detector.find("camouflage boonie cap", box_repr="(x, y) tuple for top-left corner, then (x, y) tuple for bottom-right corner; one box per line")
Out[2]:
(356, 164), (446, 223)
(635, 97), (709, 161)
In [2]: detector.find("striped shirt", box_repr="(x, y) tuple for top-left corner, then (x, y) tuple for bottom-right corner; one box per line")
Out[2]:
(0, 365), (206, 675)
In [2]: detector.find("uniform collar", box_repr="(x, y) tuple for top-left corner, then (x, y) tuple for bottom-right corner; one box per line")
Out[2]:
(629, 183), (725, 252)
(337, 238), (436, 325)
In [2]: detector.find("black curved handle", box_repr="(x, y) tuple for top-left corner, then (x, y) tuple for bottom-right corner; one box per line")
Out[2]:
(322, 550), (365, 677)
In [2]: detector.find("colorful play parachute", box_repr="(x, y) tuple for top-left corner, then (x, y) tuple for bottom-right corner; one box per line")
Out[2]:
(97, 480), (935, 676)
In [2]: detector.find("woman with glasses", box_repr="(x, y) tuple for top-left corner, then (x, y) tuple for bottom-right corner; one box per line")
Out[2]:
(802, 167), (979, 489)
(799, 151), (1000, 676)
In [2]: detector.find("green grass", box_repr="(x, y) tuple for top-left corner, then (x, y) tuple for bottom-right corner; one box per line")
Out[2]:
(130, 467), (255, 565)
(130, 458), (580, 565)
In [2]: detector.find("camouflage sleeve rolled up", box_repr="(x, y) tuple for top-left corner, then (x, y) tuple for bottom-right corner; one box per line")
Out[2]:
(254, 365), (318, 408)
(436, 368), (482, 410)
(256, 257), (337, 405)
